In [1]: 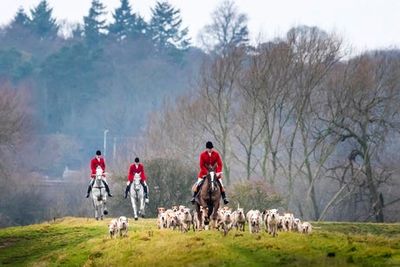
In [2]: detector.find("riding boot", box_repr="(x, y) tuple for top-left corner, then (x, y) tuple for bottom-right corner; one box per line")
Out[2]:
(86, 179), (94, 198)
(124, 182), (131, 199)
(140, 181), (148, 199)
(190, 182), (203, 205)
(217, 179), (229, 205)
(221, 191), (229, 205)
(141, 181), (149, 203)
(102, 180), (113, 197)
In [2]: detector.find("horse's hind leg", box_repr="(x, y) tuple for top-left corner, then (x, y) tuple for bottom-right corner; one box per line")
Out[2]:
(131, 196), (138, 220)
(95, 206), (99, 220)
(140, 198), (145, 218)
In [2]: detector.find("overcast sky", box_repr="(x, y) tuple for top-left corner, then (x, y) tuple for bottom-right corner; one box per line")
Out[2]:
(1, 0), (399, 52)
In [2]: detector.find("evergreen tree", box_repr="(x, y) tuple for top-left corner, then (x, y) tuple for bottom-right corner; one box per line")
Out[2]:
(149, 1), (190, 52)
(108, 0), (135, 41)
(71, 24), (84, 40)
(29, 0), (59, 39)
(10, 6), (30, 29)
(5, 6), (31, 41)
(83, 0), (107, 45)
(133, 15), (148, 38)
(109, 0), (149, 42)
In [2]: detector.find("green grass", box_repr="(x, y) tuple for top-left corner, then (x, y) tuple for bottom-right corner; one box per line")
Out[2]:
(0, 217), (399, 266)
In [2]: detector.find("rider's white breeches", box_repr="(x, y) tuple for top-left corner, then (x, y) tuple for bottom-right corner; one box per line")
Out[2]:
(196, 178), (203, 185)
(90, 178), (108, 185)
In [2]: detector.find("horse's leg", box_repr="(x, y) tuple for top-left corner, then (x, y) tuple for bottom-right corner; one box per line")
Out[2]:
(94, 207), (98, 220)
(207, 203), (216, 229)
(211, 199), (220, 229)
(195, 204), (202, 231)
(103, 195), (108, 215)
(93, 198), (98, 220)
(130, 192), (138, 220)
(140, 191), (145, 218)
(101, 202), (104, 220)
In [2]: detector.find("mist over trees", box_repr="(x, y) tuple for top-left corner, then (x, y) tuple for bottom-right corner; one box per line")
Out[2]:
(1, 0), (400, 226)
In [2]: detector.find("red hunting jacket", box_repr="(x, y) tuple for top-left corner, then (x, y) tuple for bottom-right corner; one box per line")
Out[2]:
(198, 149), (223, 178)
(128, 163), (147, 183)
(90, 157), (106, 177)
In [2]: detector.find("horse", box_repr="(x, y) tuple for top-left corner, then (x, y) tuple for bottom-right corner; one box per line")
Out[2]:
(195, 164), (221, 229)
(129, 173), (146, 220)
(91, 166), (108, 220)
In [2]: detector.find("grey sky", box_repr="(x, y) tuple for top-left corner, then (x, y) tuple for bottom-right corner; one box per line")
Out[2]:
(1, 0), (399, 52)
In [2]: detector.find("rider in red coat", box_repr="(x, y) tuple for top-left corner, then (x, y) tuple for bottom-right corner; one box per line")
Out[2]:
(86, 150), (113, 197)
(125, 157), (149, 203)
(191, 141), (229, 205)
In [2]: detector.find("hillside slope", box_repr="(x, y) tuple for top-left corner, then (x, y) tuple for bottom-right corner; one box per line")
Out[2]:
(0, 217), (399, 266)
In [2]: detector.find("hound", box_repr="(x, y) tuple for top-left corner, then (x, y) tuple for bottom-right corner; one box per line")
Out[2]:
(117, 216), (129, 237)
(108, 218), (118, 238)
(232, 208), (246, 232)
(267, 209), (279, 237)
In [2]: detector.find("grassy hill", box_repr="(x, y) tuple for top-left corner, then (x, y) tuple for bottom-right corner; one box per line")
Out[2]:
(0, 217), (399, 266)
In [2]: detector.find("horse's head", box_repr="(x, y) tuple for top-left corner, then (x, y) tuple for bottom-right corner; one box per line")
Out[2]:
(95, 166), (103, 178)
(206, 164), (217, 178)
(95, 166), (104, 186)
(133, 173), (141, 190)
(205, 164), (218, 193)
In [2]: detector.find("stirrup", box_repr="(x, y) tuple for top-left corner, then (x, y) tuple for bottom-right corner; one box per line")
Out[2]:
(223, 198), (229, 205)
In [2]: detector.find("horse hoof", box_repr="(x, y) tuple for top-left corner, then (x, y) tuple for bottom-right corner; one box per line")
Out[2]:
(141, 214), (145, 218)
(96, 218), (99, 221)
(101, 217), (104, 220)
(134, 217), (138, 221)
(103, 210), (108, 215)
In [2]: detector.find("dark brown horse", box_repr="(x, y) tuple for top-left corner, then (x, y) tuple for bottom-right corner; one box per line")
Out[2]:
(195, 164), (221, 229)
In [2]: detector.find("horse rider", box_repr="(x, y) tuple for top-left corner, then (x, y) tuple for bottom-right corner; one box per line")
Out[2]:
(86, 150), (113, 198)
(191, 141), (229, 205)
(125, 157), (149, 203)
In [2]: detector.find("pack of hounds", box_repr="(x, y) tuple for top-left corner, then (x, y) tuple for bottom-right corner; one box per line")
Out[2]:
(107, 206), (312, 238)
(156, 205), (312, 236)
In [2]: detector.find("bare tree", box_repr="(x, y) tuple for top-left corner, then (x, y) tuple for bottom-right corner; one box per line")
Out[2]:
(142, 96), (205, 167)
(253, 41), (295, 186)
(199, 0), (249, 55)
(317, 52), (400, 222)
(0, 85), (33, 226)
(194, 48), (245, 184)
(279, 26), (343, 219)
(233, 91), (265, 180)
(0, 87), (29, 175)
(233, 43), (287, 181)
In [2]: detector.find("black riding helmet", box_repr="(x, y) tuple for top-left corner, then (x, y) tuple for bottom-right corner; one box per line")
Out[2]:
(206, 141), (213, 149)
(96, 150), (101, 156)
(134, 157), (140, 163)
